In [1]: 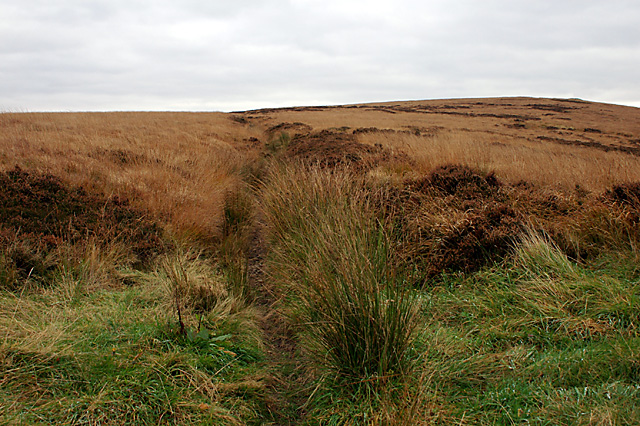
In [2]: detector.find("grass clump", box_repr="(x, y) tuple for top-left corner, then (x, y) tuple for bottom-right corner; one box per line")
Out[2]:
(297, 223), (417, 382)
(260, 165), (419, 399)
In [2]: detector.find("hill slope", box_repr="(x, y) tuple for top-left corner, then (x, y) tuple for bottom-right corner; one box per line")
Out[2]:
(238, 96), (640, 191)
(1, 98), (640, 425)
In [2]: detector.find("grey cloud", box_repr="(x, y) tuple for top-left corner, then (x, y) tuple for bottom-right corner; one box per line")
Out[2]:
(1, 0), (639, 111)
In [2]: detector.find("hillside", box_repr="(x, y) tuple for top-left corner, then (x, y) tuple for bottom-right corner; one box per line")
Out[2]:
(1, 98), (640, 425)
(240, 97), (640, 190)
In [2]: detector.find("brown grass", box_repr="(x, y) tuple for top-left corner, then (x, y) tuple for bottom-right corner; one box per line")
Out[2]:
(358, 129), (640, 192)
(241, 97), (640, 192)
(5, 98), (640, 208)
(0, 112), (262, 238)
(3, 97), (640, 424)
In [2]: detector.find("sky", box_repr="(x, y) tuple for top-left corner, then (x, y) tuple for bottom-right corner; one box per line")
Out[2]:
(1, 0), (639, 112)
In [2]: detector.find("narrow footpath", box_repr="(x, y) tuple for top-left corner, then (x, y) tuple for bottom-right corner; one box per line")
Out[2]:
(246, 215), (306, 425)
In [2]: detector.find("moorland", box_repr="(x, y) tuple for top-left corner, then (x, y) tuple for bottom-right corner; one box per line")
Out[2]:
(1, 97), (640, 425)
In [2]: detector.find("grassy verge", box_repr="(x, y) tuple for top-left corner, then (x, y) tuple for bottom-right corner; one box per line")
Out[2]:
(3, 109), (640, 424)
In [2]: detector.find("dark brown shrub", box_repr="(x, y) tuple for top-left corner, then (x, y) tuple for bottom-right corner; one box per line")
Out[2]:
(429, 203), (523, 276)
(285, 130), (412, 171)
(606, 182), (640, 208)
(407, 164), (501, 199)
(0, 166), (166, 269)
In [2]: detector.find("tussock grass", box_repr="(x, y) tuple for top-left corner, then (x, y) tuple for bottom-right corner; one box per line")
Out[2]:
(260, 164), (419, 384)
(514, 230), (579, 278)
(149, 247), (260, 342)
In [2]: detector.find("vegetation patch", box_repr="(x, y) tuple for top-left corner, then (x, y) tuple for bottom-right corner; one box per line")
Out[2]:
(417, 231), (640, 424)
(0, 246), (269, 425)
(0, 167), (165, 288)
(286, 130), (411, 171)
(606, 181), (640, 208)
(407, 163), (501, 199)
(395, 165), (524, 279)
(266, 121), (312, 137)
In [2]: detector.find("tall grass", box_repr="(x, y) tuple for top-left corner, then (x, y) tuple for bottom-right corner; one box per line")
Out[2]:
(4, 100), (640, 423)
(0, 112), (261, 238)
(152, 248), (258, 335)
(260, 164), (419, 384)
(359, 130), (640, 192)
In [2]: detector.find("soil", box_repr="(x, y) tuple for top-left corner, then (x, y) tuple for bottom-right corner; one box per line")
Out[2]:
(245, 214), (305, 425)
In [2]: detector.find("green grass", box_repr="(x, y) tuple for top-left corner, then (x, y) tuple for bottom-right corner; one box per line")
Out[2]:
(415, 231), (640, 424)
(260, 165), (419, 381)
(259, 164), (425, 423)
(257, 163), (640, 424)
(0, 249), (270, 425)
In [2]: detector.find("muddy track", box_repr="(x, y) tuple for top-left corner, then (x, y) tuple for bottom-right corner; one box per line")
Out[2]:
(246, 213), (305, 425)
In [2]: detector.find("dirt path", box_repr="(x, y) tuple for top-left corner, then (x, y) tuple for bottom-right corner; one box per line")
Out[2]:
(246, 216), (306, 425)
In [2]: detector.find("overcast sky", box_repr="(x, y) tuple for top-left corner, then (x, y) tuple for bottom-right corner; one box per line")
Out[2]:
(1, 0), (639, 111)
